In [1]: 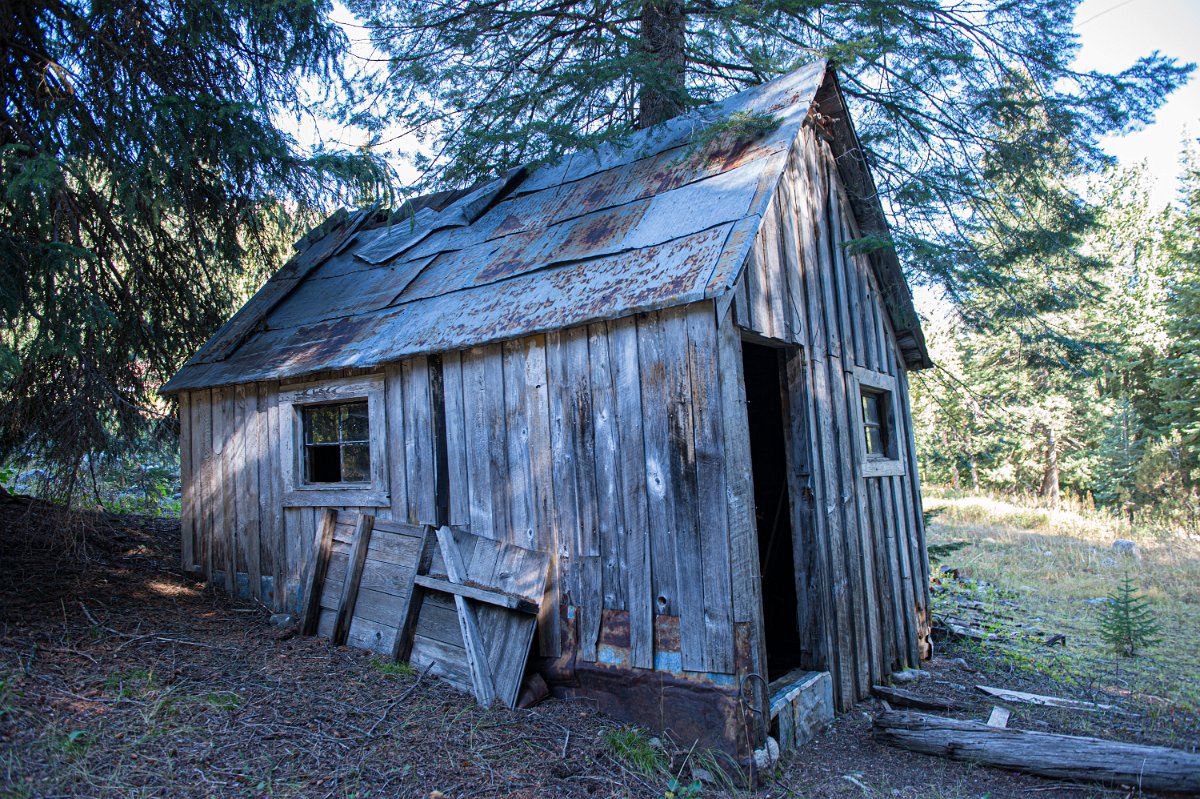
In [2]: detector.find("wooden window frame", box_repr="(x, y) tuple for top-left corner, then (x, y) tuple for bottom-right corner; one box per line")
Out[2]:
(279, 375), (390, 507)
(849, 366), (905, 478)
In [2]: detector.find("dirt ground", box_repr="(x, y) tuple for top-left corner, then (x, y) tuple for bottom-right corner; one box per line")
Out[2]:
(0, 497), (1188, 798)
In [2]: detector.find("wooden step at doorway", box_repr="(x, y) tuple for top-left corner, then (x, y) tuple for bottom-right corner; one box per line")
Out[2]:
(769, 670), (834, 751)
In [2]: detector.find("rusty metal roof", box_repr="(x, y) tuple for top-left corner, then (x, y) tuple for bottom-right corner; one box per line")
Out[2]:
(163, 60), (925, 393)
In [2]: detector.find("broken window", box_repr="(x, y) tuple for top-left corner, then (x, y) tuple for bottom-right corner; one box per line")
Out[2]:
(303, 401), (371, 483)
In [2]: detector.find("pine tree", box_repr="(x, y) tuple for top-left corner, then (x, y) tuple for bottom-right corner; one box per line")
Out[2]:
(1154, 142), (1200, 506)
(0, 0), (390, 490)
(1098, 573), (1162, 657)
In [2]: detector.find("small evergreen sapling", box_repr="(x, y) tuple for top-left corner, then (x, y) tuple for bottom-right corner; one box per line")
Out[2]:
(1098, 573), (1162, 657)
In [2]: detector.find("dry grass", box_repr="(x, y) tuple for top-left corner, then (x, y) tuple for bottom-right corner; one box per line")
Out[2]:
(925, 488), (1200, 740)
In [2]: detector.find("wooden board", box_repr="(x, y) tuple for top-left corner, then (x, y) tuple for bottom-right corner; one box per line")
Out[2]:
(298, 511), (428, 659)
(410, 526), (550, 708)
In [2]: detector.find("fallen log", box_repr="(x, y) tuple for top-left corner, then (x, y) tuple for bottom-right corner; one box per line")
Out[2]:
(873, 711), (1200, 794)
(871, 685), (967, 712)
(975, 685), (1134, 716)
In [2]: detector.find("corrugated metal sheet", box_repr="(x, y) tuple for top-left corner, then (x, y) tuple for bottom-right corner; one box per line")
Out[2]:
(163, 61), (832, 393)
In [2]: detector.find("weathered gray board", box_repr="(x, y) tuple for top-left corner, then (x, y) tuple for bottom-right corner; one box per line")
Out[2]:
(410, 526), (550, 709)
(297, 510), (429, 657)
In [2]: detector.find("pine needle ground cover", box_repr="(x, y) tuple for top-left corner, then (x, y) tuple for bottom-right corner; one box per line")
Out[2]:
(2, 494), (1092, 799)
(925, 488), (1200, 747)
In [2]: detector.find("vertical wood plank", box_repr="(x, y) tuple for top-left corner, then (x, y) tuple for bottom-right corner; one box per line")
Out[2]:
(385, 364), (409, 525)
(178, 392), (194, 572)
(636, 312), (679, 622)
(686, 305), (734, 672)
(482, 345), (511, 543)
(441, 351), (471, 527)
(214, 387), (236, 594)
(461, 347), (495, 538)
(299, 508), (338, 635)
(546, 330), (578, 629)
(283, 508), (306, 612)
(777, 161), (808, 346)
(610, 316), (653, 669)
(237, 384), (262, 600)
(587, 322), (627, 613)
(662, 307), (706, 671)
(402, 359), (437, 526)
(502, 341), (534, 548)
(895, 364), (932, 654)
(333, 514), (375, 644)
(564, 327), (601, 660)
(260, 382), (284, 608)
(886, 475), (919, 667)
(872, 477), (903, 671)
(190, 391), (213, 581)
(715, 310), (768, 730)
(521, 335), (560, 657)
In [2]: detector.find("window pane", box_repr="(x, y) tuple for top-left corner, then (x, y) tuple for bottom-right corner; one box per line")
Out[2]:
(865, 425), (885, 456)
(306, 444), (342, 482)
(305, 406), (339, 444)
(341, 444), (371, 482)
(862, 393), (881, 425)
(341, 402), (370, 442)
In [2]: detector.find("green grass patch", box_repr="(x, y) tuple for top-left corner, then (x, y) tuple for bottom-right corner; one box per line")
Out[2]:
(102, 667), (156, 699)
(600, 725), (668, 779)
(202, 691), (241, 711)
(54, 730), (91, 757)
(371, 658), (415, 678)
(926, 490), (1200, 740)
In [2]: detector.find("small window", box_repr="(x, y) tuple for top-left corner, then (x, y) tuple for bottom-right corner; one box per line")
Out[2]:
(303, 401), (370, 483)
(279, 374), (388, 507)
(861, 390), (888, 458)
(852, 366), (905, 477)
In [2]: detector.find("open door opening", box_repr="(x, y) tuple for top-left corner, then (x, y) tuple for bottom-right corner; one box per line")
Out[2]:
(741, 341), (802, 681)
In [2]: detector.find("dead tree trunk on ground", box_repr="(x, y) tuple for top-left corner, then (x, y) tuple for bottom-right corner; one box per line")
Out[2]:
(873, 711), (1200, 794)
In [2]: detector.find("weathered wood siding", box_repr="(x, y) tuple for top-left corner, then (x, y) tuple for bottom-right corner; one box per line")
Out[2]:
(179, 365), (439, 611)
(731, 124), (931, 709)
(177, 307), (749, 679)
(436, 306), (739, 676)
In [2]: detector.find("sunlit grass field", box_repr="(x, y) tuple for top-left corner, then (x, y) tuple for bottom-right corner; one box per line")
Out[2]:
(923, 488), (1200, 740)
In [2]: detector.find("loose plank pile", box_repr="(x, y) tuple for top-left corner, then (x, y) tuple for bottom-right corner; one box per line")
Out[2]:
(297, 509), (549, 709)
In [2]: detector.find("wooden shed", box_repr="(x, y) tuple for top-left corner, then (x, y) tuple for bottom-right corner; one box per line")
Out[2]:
(162, 61), (933, 759)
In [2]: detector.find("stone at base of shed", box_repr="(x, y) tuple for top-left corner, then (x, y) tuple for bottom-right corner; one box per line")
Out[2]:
(769, 670), (834, 751)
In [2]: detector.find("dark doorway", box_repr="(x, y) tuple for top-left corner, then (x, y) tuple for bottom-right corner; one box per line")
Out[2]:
(742, 341), (802, 680)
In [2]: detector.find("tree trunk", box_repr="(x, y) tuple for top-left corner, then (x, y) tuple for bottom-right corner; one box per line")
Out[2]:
(637, 1), (686, 128)
(873, 711), (1200, 793)
(1039, 425), (1060, 507)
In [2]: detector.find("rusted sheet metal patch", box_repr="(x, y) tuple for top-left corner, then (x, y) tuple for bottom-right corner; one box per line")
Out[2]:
(161, 224), (731, 391)
(378, 223), (733, 358)
(536, 608), (763, 758)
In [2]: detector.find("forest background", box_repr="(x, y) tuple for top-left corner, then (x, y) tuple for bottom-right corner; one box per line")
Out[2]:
(0, 0), (1198, 532)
